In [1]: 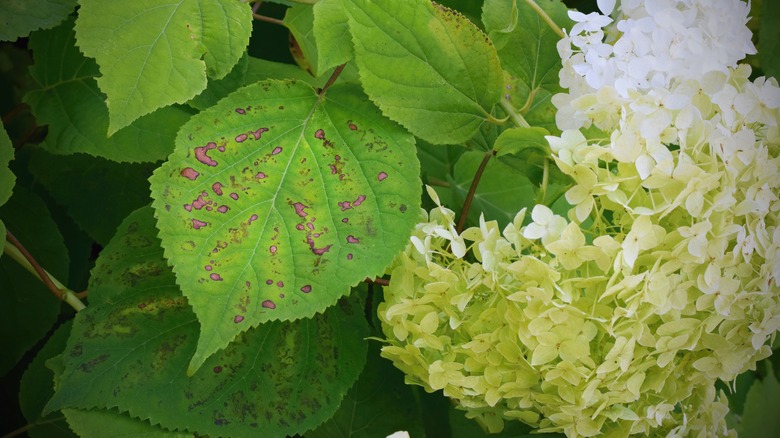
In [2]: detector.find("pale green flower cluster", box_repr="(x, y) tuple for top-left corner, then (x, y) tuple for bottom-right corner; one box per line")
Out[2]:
(378, 1), (780, 436)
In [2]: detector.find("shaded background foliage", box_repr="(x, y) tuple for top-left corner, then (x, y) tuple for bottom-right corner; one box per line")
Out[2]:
(1, 0), (779, 437)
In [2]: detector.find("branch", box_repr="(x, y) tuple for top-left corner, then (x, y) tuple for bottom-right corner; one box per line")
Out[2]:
(4, 231), (86, 311)
(456, 150), (494, 233)
(522, 0), (566, 39)
(364, 277), (389, 286)
(252, 12), (285, 26)
(318, 63), (347, 97)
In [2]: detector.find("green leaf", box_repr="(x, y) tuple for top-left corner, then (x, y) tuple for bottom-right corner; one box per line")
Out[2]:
(451, 150), (536, 228)
(483, 0), (572, 133)
(738, 365), (780, 438)
(63, 410), (194, 438)
(760, 0), (780, 78)
(285, 4), (321, 76)
(493, 127), (550, 157)
(0, 120), (14, 207)
(190, 54), (321, 110)
(24, 18), (191, 163)
(0, 0), (76, 41)
(307, 343), (426, 438)
(344, 0), (503, 144)
(74, 0), (252, 134)
(28, 150), (158, 245)
(313, 0), (353, 73)
(0, 186), (68, 375)
(150, 80), (419, 373)
(19, 322), (76, 438)
(45, 206), (370, 437)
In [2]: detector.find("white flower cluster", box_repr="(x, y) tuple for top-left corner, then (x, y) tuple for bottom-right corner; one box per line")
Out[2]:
(378, 0), (780, 436)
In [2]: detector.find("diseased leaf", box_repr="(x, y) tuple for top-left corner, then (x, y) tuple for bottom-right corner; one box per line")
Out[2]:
(63, 409), (194, 438)
(483, 0), (572, 133)
(0, 186), (68, 375)
(19, 322), (77, 438)
(0, 0), (76, 41)
(45, 206), (369, 438)
(150, 80), (419, 374)
(28, 150), (158, 245)
(344, 0), (503, 144)
(307, 343), (425, 438)
(451, 150), (536, 228)
(74, 0), (252, 134)
(25, 18), (191, 163)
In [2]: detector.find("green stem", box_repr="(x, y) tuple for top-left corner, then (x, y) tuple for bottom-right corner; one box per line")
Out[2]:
(1, 416), (67, 438)
(522, 0), (566, 39)
(536, 158), (550, 204)
(499, 99), (530, 128)
(252, 12), (285, 26)
(425, 177), (450, 188)
(4, 232), (86, 311)
(456, 150), (494, 233)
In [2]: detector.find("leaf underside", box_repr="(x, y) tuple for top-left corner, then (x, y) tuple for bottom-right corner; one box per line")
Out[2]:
(150, 80), (419, 373)
(0, 0), (76, 41)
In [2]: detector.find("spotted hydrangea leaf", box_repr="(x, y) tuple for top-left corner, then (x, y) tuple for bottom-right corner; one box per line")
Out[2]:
(0, 0), (76, 41)
(44, 206), (370, 437)
(343, 0), (503, 145)
(75, 0), (252, 134)
(150, 80), (419, 373)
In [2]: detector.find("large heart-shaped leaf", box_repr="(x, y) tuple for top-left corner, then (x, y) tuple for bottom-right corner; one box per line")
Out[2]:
(44, 206), (370, 437)
(150, 80), (419, 373)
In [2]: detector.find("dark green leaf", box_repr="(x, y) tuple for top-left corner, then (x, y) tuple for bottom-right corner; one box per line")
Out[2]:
(307, 343), (425, 438)
(0, 186), (67, 375)
(344, 0), (504, 144)
(150, 80), (419, 373)
(18, 322), (76, 438)
(28, 150), (157, 245)
(738, 365), (780, 438)
(0, 0), (76, 42)
(0, 120), (14, 208)
(493, 127), (551, 157)
(760, 0), (780, 78)
(45, 206), (370, 437)
(25, 18), (191, 163)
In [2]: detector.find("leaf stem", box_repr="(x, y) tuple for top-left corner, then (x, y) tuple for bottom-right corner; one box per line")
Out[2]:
(4, 231), (86, 311)
(456, 150), (494, 233)
(252, 12), (285, 26)
(425, 177), (450, 188)
(318, 63), (347, 97)
(499, 99), (530, 128)
(365, 277), (389, 286)
(522, 0), (566, 39)
(1, 416), (67, 438)
(537, 158), (550, 204)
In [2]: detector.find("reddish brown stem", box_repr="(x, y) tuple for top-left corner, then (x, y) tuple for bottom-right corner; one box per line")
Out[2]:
(364, 277), (390, 286)
(252, 12), (285, 26)
(318, 63), (347, 97)
(5, 230), (63, 300)
(456, 150), (494, 233)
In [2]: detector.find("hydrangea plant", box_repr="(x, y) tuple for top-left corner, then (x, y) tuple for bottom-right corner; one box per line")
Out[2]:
(378, 0), (780, 436)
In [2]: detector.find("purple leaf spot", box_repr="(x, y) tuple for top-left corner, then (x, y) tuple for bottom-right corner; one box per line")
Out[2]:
(217, 205), (229, 213)
(353, 195), (366, 207)
(378, 172), (388, 181)
(205, 206), (212, 212)
(266, 279), (273, 285)
(301, 285), (312, 293)
(184, 204), (193, 212)
(262, 300), (276, 309)
(212, 182), (223, 196)
(230, 193), (239, 200)
(195, 142), (218, 167)
(192, 219), (208, 229)
(217, 145), (226, 152)
(342, 218), (349, 223)
(248, 214), (258, 224)
(235, 133), (248, 143)
(256, 172), (267, 179)
(210, 273), (223, 281)
(279, 293), (285, 298)
(347, 253), (353, 260)
(349, 123), (358, 130)
(307, 222), (315, 231)
(205, 265), (212, 271)
(276, 281), (284, 288)
(191, 194), (208, 210)
(272, 146), (282, 155)
(314, 129), (325, 139)
(252, 128), (269, 140)
(180, 167), (199, 180)
(246, 281), (251, 288)
(296, 224), (305, 231)
(292, 202), (308, 218)
(269, 245), (277, 254)
(347, 235), (360, 244)
(338, 201), (352, 211)
(235, 108), (246, 114)
(234, 315), (244, 323)
(213, 366), (223, 373)
(330, 164), (338, 174)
